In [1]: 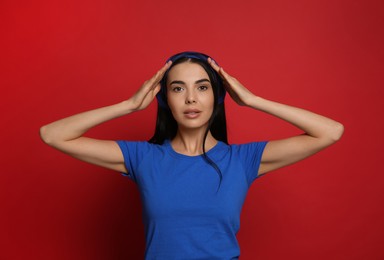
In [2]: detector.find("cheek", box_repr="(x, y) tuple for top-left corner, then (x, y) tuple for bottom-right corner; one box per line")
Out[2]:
(166, 94), (178, 110)
(202, 92), (215, 109)
(166, 94), (183, 118)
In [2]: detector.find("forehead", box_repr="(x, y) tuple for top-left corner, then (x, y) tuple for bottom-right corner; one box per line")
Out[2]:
(167, 62), (209, 82)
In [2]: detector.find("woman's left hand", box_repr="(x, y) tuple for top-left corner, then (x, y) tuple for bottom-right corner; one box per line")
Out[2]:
(208, 57), (255, 106)
(209, 57), (344, 177)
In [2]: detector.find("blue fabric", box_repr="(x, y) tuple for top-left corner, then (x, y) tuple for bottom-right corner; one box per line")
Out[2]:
(116, 140), (268, 259)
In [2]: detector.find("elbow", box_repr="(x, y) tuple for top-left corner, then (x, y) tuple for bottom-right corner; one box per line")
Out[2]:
(313, 122), (344, 148)
(39, 125), (54, 145)
(39, 125), (49, 144)
(328, 122), (344, 143)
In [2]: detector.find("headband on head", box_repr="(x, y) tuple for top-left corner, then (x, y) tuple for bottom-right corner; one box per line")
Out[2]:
(156, 51), (226, 108)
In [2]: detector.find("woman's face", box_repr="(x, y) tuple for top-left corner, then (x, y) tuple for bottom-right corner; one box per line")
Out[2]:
(166, 61), (214, 131)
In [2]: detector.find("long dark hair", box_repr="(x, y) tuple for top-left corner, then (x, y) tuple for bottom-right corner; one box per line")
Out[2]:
(148, 55), (228, 191)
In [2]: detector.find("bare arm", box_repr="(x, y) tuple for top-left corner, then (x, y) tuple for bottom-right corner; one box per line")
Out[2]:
(40, 61), (172, 173)
(208, 58), (344, 175)
(246, 97), (344, 175)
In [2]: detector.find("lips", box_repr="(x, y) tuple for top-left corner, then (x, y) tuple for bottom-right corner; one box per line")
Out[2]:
(183, 109), (201, 118)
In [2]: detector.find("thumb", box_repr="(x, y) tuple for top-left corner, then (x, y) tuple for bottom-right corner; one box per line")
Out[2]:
(153, 83), (161, 94)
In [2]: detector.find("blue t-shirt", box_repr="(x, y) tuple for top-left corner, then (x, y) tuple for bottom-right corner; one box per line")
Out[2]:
(116, 140), (268, 260)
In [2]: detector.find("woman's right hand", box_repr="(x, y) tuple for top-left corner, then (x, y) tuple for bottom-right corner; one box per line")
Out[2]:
(128, 61), (172, 111)
(40, 60), (172, 174)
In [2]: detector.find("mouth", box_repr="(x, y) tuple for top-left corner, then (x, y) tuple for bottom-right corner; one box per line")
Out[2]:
(183, 109), (201, 118)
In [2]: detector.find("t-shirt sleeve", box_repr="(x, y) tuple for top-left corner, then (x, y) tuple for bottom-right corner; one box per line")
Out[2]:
(115, 141), (149, 182)
(236, 141), (268, 185)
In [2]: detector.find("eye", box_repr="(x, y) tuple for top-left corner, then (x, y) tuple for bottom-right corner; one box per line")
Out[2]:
(198, 85), (209, 91)
(172, 86), (184, 92)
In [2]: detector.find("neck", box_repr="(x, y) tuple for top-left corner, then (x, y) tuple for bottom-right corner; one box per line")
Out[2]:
(171, 127), (217, 156)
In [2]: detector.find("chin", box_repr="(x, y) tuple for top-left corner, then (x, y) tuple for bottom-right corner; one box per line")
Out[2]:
(177, 121), (210, 131)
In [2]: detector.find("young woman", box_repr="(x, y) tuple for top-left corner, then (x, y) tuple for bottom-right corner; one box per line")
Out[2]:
(40, 51), (344, 259)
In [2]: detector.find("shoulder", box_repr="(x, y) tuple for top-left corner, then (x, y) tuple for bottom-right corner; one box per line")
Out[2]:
(116, 140), (166, 156)
(229, 141), (268, 154)
(227, 142), (269, 164)
(116, 140), (147, 150)
(208, 141), (268, 162)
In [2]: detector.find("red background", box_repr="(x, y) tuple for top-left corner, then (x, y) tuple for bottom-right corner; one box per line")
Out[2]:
(1, 0), (383, 259)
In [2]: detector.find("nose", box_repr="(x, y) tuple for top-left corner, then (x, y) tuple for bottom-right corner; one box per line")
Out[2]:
(185, 91), (197, 104)
(186, 99), (197, 104)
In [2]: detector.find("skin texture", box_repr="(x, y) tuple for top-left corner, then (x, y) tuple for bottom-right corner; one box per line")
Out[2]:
(207, 58), (344, 175)
(166, 62), (217, 155)
(40, 57), (344, 177)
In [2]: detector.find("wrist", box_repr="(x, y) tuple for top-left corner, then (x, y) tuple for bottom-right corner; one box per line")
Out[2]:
(118, 99), (137, 114)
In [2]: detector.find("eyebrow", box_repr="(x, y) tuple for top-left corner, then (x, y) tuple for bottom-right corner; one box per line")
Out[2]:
(169, 79), (211, 85)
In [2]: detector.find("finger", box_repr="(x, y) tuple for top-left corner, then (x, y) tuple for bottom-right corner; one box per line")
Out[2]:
(219, 67), (229, 78)
(141, 82), (161, 103)
(149, 60), (172, 87)
(152, 84), (161, 95)
(219, 67), (235, 85)
(160, 60), (172, 74)
(156, 60), (172, 80)
(208, 57), (233, 83)
(208, 57), (220, 73)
